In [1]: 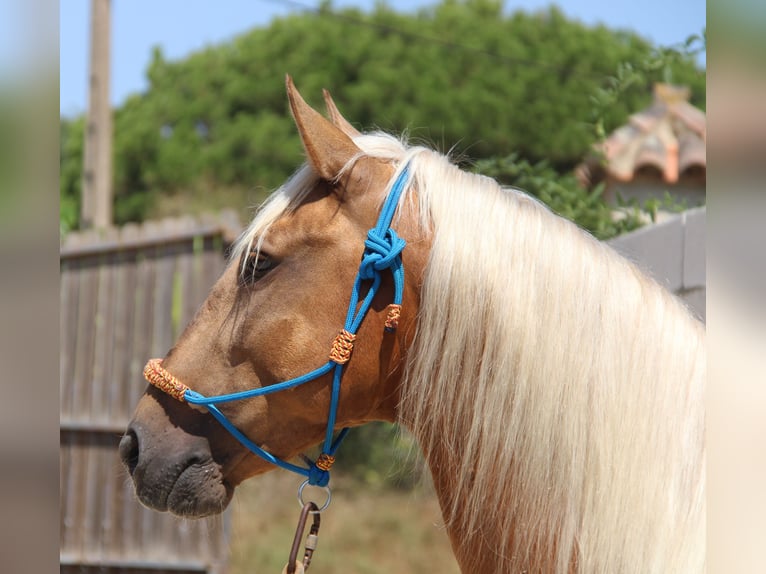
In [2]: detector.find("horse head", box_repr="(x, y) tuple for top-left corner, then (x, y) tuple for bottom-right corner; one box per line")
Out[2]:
(119, 76), (428, 517)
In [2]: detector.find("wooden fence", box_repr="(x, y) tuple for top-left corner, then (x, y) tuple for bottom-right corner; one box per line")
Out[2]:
(60, 212), (241, 574)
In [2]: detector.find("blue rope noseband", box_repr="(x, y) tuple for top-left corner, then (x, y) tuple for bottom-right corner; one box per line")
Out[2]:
(144, 164), (410, 489)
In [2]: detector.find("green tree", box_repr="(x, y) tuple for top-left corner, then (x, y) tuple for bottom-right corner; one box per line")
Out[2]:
(472, 153), (644, 240)
(60, 0), (704, 229)
(60, 117), (85, 233)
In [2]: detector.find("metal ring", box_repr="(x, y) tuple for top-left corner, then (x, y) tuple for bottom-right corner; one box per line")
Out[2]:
(297, 480), (332, 513)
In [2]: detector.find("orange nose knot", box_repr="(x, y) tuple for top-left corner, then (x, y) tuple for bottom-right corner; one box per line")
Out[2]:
(315, 453), (336, 471)
(329, 329), (356, 364)
(143, 358), (189, 402)
(384, 303), (401, 332)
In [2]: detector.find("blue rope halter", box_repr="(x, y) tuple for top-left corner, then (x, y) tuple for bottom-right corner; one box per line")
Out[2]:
(145, 164), (410, 489)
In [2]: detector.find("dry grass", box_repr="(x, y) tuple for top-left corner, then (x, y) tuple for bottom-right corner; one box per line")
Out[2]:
(227, 470), (460, 574)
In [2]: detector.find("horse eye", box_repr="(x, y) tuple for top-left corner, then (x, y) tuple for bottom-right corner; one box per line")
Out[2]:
(241, 252), (275, 283)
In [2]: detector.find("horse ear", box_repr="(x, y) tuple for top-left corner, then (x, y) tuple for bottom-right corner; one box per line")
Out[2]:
(323, 89), (362, 138)
(286, 75), (360, 181)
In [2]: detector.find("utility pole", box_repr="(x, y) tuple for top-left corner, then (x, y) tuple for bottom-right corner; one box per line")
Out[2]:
(81, 0), (112, 229)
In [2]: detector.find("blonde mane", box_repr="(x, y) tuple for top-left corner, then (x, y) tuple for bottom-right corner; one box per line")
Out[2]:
(234, 132), (706, 573)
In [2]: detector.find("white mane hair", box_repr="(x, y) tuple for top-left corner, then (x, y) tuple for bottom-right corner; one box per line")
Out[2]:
(233, 131), (706, 573)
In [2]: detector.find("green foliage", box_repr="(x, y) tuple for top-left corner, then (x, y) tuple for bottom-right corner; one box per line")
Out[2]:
(60, 117), (84, 234)
(333, 422), (421, 490)
(60, 0), (704, 229)
(588, 31), (706, 142)
(619, 190), (694, 225)
(473, 153), (644, 239)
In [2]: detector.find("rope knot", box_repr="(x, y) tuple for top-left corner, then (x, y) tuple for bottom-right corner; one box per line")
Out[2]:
(308, 465), (331, 487)
(328, 330), (356, 364)
(314, 453), (336, 471)
(384, 304), (401, 332)
(144, 358), (189, 402)
(358, 228), (406, 280)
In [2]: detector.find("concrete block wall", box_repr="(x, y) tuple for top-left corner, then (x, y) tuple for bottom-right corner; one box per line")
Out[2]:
(607, 207), (706, 322)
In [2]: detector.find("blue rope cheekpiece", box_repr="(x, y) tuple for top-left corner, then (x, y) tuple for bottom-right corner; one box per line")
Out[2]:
(169, 164), (410, 488)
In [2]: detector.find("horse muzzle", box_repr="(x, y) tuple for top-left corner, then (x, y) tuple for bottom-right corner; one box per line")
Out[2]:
(119, 418), (233, 517)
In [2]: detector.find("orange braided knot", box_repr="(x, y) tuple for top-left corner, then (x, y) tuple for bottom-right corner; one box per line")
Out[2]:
(314, 453), (336, 471)
(329, 329), (356, 364)
(143, 358), (189, 402)
(384, 304), (401, 332)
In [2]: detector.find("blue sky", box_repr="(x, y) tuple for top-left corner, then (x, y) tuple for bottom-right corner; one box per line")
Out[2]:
(60, 0), (705, 117)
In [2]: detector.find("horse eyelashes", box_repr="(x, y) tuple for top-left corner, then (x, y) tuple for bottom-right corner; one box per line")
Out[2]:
(241, 252), (275, 284)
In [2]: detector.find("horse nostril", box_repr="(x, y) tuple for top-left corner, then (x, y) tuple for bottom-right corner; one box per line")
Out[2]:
(119, 428), (140, 475)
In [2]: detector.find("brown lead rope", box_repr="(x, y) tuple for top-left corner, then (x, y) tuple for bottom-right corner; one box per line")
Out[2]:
(283, 502), (320, 574)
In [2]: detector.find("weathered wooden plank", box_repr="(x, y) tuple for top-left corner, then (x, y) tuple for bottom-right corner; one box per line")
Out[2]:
(60, 237), (82, 418)
(175, 517), (193, 562)
(192, 236), (210, 315)
(92, 227), (120, 423)
(59, 430), (73, 551)
(200, 515), (229, 571)
(151, 219), (180, 357)
(108, 223), (141, 424)
(98, 434), (123, 562)
(82, 434), (105, 560)
(131, 221), (159, 403)
(118, 459), (143, 560)
(70, 242), (101, 424)
(141, 498), (165, 561)
(60, 212), (242, 259)
(60, 430), (87, 559)
(59, 419), (132, 433)
(175, 216), (199, 337)
(60, 223), (224, 259)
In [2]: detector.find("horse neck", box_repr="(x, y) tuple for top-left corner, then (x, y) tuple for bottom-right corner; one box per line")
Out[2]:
(397, 186), (705, 573)
(406, 283), (704, 572)
(421, 442), (581, 573)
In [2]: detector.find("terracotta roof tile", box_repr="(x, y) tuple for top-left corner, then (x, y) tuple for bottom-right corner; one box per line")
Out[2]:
(578, 83), (706, 186)
(678, 132), (706, 174)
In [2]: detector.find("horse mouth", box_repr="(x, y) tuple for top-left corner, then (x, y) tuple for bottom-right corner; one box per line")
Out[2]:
(120, 424), (236, 518)
(131, 457), (234, 518)
(166, 461), (234, 517)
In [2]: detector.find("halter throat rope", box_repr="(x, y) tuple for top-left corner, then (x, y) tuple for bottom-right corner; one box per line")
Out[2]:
(143, 164), (411, 488)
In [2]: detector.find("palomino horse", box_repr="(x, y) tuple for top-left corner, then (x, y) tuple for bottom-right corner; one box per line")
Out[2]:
(120, 77), (705, 573)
